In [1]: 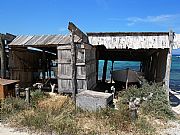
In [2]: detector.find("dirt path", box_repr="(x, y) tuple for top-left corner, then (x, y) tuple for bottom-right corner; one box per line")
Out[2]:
(0, 123), (31, 135)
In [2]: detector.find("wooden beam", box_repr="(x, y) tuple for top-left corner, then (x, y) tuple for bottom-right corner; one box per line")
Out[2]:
(110, 60), (114, 83)
(42, 49), (46, 82)
(164, 30), (174, 89)
(0, 33), (16, 42)
(102, 60), (108, 83)
(71, 30), (77, 102)
(125, 68), (129, 89)
(68, 22), (89, 44)
(0, 37), (6, 78)
(5, 33), (16, 42)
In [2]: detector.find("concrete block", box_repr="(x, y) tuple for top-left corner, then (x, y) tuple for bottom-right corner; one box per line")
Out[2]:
(76, 90), (113, 111)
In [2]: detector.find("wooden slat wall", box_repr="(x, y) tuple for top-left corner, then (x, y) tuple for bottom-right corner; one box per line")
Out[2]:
(57, 43), (96, 93)
(88, 35), (169, 49)
(9, 48), (40, 87)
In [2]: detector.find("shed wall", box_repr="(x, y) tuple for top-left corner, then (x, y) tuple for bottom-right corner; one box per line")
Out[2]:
(9, 48), (40, 87)
(57, 43), (96, 93)
(88, 35), (169, 49)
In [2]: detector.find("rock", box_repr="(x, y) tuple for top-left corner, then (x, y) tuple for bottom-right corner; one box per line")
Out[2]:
(76, 90), (113, 111)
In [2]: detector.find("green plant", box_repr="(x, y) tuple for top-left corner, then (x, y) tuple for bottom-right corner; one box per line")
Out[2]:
(119, 83), (175, 120)
(134, 116), (155, 135)
(1, 97), (28, 122)
(30, 90), (47, 107)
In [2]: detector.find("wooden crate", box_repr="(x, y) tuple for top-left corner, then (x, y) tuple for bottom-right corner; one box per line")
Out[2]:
(0, 79), (19, 99)
(57, 43), (96, 93)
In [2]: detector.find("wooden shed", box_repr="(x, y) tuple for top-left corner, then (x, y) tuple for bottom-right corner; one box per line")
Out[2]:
(0, 79), (19, 99)
(7, 22), (180, 95)
(0, 33), (16, 79)
(57, 23), (96, 93)
(8, 22), (97, 95)
(87, 31), (175, 89)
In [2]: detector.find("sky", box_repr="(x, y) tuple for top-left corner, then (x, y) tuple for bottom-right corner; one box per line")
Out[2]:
(1, 0), (180, 35)
(0, 0), (180, 53)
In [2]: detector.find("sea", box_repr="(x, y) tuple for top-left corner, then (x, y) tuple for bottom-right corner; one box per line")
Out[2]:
(98, 55), (180, 90)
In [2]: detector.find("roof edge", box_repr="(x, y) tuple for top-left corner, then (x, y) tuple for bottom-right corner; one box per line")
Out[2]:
(87, 32), (169, 36)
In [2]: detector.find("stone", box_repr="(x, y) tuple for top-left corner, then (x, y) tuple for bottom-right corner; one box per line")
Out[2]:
(76, 90), (113, 111)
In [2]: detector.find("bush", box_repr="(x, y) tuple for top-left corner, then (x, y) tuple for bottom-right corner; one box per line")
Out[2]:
(30, 90), (48, 107)
(119, 83), (175, 120)
(11, 96), (77, 135)
(1, 97), (28, 122)
(134, 116), (155, 135)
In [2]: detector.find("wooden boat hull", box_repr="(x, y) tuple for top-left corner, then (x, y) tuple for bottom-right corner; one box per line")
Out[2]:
(112, 69), (142, 83)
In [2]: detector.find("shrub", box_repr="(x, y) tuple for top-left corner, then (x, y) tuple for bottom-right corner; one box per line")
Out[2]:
(30, 90), (47, 107)
(119, 83), (175, 120)
(134, 116), (155, 135)
(1, 97), (28, 122)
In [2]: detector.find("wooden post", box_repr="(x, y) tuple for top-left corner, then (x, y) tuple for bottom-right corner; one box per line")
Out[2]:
(164, 30), (174, 99)
(156, 51), (163, 83)
(25, 87), (30, 104)
(71, 30), (77, 102)
(110, 60), (114, 83)
(42, 50), (46, 82)
(150, 53), (158, 82)
(0, 37), (6, 78)
(15, 84), (20, 97)
(102, 60), (108, 83)
(48, 59), (51, 78)
(125, 68), (129, 89)
(164, 30), (173, 89)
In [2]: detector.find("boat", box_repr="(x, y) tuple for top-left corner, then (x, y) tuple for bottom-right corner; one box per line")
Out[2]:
(112, 68), (143, 89)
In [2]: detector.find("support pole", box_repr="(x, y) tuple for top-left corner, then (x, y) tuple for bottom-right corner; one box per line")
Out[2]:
(42, 50), (46, 82)
(48, 59), (51, 78)
(0, 37), (6, 78)
(110, 60), (114, 83)
(102, 60), (108, 83)
(125, 68), (129, 89)
(71, 30), (77, 102)
(165, 30), (174, 88)
(25, 87), (30, 104)
(164, 30), (174, 98)
(15, 83), (20, 97)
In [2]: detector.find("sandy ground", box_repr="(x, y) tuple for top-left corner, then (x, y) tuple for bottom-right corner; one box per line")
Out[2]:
(0, 123), (31, 135)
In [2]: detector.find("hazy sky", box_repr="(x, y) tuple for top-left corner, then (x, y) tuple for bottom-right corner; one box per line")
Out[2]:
(0, 0), (180, 35)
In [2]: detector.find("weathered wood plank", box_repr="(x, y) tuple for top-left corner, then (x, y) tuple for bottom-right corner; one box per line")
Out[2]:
(102, 60), (108, 83)
(164, 30), (174, 89)
(68, 22), (89, 44)
(88, 35), (170, 49)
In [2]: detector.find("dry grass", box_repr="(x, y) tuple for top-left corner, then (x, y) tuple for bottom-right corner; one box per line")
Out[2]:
(38, 95), (68, 111)
(2, 86), (170, 135)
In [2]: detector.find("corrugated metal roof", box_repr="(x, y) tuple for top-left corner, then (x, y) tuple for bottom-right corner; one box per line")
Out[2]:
(9, 35), (71, 46)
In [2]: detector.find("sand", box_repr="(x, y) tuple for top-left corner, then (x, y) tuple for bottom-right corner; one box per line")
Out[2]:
(0, 123), (31, 135)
